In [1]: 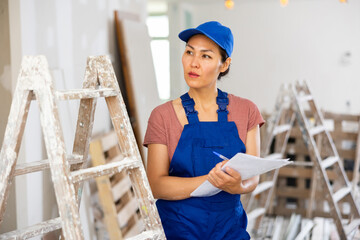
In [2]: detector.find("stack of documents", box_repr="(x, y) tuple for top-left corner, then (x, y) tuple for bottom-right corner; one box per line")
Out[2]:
(190, 153), (291, 197)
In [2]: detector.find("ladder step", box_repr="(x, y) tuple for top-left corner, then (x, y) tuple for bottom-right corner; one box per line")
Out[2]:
(333, 186), (351, 203)
(298, 94), (313, 102)
(0, 217), (61, 239)
(253, 181), (274, 196)
(126, 230), (164, 240)
(273, 124), (292, 135)
(56, 88), (119, 100)
(14, 154), (83, 176)
(292, 161), (313, 167)
(71, 156), (141, 183)
(344, 218), (360, 235)
(265, 153), (283, 160)
(309, 125), (326, 136)
(247, 207), (266, 221)
(321, 156), (339, 169)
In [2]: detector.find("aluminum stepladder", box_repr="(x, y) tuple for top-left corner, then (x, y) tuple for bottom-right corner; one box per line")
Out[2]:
(291, 80), (360, 239)
(245, 84), (295, 237)
(0, 55), (165, 239)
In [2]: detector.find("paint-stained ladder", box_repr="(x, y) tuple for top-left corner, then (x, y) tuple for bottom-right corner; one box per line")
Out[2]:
(0, 55), (165, 239)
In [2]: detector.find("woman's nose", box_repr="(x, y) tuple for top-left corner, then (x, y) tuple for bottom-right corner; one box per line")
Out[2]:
(190, 56), (200, 68)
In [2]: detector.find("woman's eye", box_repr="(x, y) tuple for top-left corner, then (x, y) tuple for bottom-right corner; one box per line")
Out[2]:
(186, 50), (193, 55)
(203, 54), (211, 59)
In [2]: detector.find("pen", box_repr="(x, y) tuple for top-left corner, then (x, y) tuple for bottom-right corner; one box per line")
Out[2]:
(212, 151), (229, 161)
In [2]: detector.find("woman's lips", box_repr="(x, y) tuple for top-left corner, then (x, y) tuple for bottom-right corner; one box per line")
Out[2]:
(188, 72), (200, 78)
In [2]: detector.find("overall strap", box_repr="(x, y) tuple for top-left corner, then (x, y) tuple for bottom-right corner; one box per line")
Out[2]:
(216, 89), (229, 122)
(180, 92), (199, 124)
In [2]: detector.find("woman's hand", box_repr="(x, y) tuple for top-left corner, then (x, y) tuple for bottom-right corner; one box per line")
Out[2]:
(207, 160), (245, 194)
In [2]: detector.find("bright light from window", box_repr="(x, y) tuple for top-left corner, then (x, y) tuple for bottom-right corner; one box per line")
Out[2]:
(146, 16), (169, 38)
(147, 15), (170, 100)
(150, 40), (170, 100)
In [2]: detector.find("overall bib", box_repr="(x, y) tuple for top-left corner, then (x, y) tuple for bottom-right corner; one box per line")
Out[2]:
(156, 89), (250, 240)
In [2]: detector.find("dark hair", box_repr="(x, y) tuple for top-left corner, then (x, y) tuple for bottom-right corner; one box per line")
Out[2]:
(218, 47), (230, 80)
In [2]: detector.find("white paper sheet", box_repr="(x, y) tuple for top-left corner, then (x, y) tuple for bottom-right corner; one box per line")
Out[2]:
(190, 153), (292, 197)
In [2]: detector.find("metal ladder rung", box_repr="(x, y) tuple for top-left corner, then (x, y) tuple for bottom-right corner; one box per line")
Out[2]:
(265, 153), (283, 160)
(344, 218), (360, 235)
(253, 181), (274, 196)
(321, 156), (339, 169)
(15, 154), (83, 176)
(273, 124), (292, 135)
(298, 95), (313, 102)
(126, 230), (164, 240)
(309, 125), (325, 136)
(71, 156), (141, 183)
(333, 186), (351, 203)
(0, 217), (61, 239)
(247, 208), (266, 222)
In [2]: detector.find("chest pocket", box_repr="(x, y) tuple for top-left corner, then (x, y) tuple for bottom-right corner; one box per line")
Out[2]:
(191, 138), (230, 176)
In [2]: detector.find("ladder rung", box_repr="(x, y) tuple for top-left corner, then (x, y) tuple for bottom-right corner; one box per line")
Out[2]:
(299, 95), (313, 102)
(14, 154), (83, 176)
(273, 124), (292, 135)
(71, 156), (141, 183)
(321, 156), (339, 169)
(265, 153), (283, 160)
(247, 208), (266, 221)
(292, 161), (313, 167)
(344, 218), (360, 235)
(309, 125), (325, 136)
(56, 88), (119, 100)
(0, 217), (61, 239)
(126, 230), (164, 240)
(333, 186), (351, 203)
(253, 181), (274, 196)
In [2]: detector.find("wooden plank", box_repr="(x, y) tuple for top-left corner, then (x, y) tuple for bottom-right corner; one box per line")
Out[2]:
(34, 56), (83, 239)
(14, 154), (83, 176)
(247, 208), (266, 222)
(112, 175), (132, 202)
(126, 230), (163, 240)
(118, 198), (139, 228)
(294, 219), (314, 240)
(71, 157), (141, 183)
(56, 88), (118, 100)
(90, 140), (123, 240)
(101, 131), (118, 152)
(0, 217), (62, 240)
(0, 56), (37, 222)
(253, 181), (273, 195)
(124, 219), (144, 239)
(333, 186), (351, 203)
(352, 118), (360, 194)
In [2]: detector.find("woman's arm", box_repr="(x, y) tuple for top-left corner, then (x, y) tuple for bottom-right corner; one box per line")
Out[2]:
(146, 143), (207, 200)
(207, 125), (261, 194)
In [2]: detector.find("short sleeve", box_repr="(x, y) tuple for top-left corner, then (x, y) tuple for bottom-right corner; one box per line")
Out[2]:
(247, 101), (265, 131)
(143, 107), (167, 147)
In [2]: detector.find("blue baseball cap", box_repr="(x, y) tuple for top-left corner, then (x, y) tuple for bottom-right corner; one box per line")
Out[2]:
(178, 21), (234, 57)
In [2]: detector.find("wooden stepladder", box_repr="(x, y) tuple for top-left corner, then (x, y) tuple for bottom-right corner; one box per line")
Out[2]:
(245, 84), (295, 236)
(291, 80), (360, 239)
(0, 56), (165, 239)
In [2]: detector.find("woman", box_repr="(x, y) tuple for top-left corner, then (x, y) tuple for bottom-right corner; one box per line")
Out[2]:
(144, 21), (264, 240)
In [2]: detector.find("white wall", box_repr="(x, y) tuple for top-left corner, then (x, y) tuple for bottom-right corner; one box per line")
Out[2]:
(169, 0), (360, 114)
(2, 0), (147, 237)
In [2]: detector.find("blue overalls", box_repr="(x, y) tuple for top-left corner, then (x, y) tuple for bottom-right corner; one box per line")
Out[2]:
(156, 89), (250, 240)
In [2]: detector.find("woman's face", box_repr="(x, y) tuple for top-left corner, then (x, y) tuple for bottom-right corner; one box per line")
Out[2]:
(182, 34), (229, 90)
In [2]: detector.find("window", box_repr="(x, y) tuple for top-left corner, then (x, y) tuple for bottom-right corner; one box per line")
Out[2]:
(146, 3), (170, 100)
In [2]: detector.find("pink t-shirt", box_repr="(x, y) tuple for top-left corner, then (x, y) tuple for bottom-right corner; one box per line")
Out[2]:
(143, 94), (265, 160)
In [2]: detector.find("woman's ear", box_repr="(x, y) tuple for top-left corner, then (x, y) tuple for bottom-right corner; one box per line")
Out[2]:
(220, 57), (232, 73)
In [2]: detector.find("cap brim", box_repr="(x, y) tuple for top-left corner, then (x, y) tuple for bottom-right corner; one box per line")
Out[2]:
(178, 28), (227, 57)
(178, 28), (204, 42)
